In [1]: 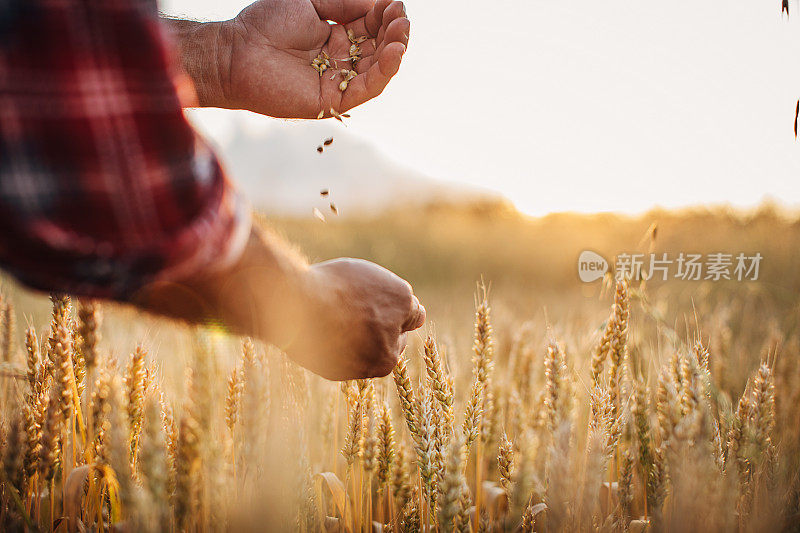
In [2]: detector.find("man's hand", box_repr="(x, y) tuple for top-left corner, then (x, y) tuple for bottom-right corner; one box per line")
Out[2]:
(168, 0), (410, 118)
(134, 229), (424, 380)
(290, 258), (425, 379)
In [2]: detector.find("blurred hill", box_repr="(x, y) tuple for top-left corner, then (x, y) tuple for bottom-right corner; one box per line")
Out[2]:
(216, 120), (503, 216)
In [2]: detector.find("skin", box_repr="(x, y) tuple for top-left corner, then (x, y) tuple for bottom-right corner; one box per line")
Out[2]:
(142, 0), (422, 380)
(167, 0), (410, 117)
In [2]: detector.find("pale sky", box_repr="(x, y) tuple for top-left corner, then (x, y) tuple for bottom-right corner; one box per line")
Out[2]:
(161, 0), (800, 216)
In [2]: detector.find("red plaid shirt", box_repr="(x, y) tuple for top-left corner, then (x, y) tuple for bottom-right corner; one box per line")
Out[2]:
(0, 0), (250, 298)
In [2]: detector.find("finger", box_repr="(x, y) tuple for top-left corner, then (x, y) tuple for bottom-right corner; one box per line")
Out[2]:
(311, 0), (373, 23)
(402, 295), (426, 332)
(365, 0), (392, 36)
(375, 17), (409, 58)
(376, 1), (406, 41)
(353, 54), (375, 75)
(341, 41), (404, 107)
(382, 0), (407, 25)
(351, 15), (407, 75)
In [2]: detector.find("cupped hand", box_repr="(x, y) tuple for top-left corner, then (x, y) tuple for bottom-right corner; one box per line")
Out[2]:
(286, 258), (425, 380)
(216, 0), (410, 118)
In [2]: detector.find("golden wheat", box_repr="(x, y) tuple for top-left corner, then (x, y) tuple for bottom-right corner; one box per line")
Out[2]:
(0, 277), (796, 532)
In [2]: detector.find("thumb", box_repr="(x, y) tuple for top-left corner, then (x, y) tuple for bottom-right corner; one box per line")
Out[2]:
(402, 295), (426, 332)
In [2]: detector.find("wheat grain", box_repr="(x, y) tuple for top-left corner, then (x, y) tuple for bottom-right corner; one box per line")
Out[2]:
(1, 300), (15, 363)
(415, 387), (438, 509)
(472, 283), (494, 399)
(376, 401), (395, 495)
(423, 335), (454, 436)
(498, 432), (514, 498)
(51, 324), (75, 428)
(618, 451), (634, 531)
(631, 378), (654, 478)
(438, 433), (466, 532)
(24, 327), (40, 394)
(225, 365), (242, 434)
(544, 340), (571, 434)
(1, 412), (25, 493)
(392, 443), (413, 512)
(751, 363), (775, 454)
(77, 301), (100, 371)
(173, 414), (200, 530)
(461, 378), (483, 454)
(126, 345), (147, 464)
(160, 392), (178, 497)
(342, 392), (360, 468)
(136, 393), (170, 527)
(38, 388), (62, 483)
(393, 358), (420, 440)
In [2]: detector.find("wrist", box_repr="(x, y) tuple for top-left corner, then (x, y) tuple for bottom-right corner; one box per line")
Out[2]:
(215, 228), (315, 346)
(258, 262), (322, 349)
(132, 227), (316, 347)
(163, 18), (233, 109)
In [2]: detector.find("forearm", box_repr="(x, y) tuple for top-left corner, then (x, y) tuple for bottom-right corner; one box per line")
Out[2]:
(131, 226), (314, 347)
(162, 17), (231, 108)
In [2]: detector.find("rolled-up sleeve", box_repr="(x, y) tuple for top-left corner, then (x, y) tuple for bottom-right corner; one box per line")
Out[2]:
(0, 0), (250, 298)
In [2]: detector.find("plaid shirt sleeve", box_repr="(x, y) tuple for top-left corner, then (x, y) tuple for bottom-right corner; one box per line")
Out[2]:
(0, 0), (251, 299)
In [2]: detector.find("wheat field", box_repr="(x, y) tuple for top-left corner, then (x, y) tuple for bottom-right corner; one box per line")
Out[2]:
(0, 274), (798, 532)
(0, 208), (799, 532)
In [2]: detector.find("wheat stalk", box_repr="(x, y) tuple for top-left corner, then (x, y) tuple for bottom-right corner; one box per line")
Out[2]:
(438, 433), (466, 532)
(498, 432), (514, 498)
(125, 345), (147, 466)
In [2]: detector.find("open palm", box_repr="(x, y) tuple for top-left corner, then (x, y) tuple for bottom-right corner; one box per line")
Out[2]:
(222, 0), (409, 119)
